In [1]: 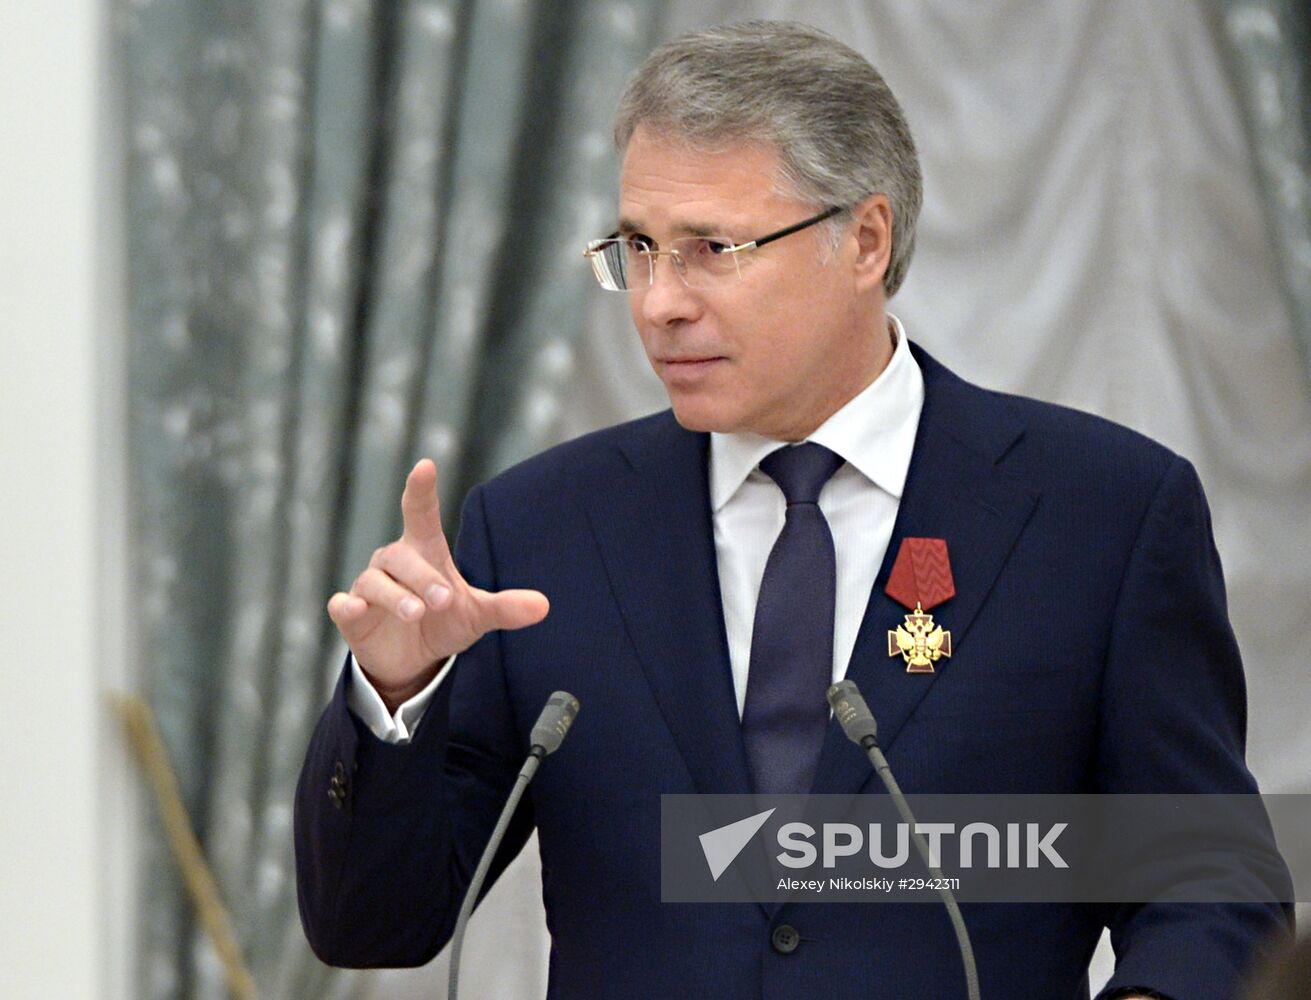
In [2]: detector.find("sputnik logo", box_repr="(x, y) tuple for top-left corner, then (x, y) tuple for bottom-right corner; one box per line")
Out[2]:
(698, 808), (775, 881)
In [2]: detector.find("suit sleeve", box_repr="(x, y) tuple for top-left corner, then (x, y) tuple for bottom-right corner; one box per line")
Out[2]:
(1091, 455), (1293, 1000)
(293, 483), (537, 967)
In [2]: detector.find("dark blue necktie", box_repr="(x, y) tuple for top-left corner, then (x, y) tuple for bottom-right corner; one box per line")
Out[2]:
(742, 443), (844, 796)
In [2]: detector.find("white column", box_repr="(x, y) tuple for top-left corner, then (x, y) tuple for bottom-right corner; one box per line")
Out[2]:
(0, 1), (134, 998)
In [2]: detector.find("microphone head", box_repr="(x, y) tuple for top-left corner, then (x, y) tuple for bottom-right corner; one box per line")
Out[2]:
(827, 680), (878, 748)
(530, 691), (580, 755)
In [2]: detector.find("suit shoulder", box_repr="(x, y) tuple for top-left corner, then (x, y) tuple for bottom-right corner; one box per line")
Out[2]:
(1006, 389), (1176, 468)
(916, 344), (1184, 487)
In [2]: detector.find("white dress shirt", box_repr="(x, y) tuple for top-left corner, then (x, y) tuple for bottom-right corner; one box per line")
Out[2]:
(349, 315), (924, 741)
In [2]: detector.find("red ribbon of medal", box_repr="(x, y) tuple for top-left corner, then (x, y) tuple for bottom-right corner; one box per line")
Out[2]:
(885, 537), (955, 674)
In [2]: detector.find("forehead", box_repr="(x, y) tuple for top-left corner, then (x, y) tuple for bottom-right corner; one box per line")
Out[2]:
(617, 126), (792, 233)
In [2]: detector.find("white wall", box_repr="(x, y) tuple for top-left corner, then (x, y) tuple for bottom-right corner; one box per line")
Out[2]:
(0, 2), (133, 998)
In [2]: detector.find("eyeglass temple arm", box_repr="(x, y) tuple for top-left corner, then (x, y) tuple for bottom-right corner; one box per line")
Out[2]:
(741, 204), (846, 252)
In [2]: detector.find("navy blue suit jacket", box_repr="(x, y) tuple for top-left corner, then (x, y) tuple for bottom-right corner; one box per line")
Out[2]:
(296, 345), (1289, 998)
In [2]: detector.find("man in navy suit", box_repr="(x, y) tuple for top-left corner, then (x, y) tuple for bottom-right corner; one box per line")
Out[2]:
(296, 21), (1288, 998)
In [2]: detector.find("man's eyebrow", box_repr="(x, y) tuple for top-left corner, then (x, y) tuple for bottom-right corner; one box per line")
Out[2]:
(616, 217), (733, 237)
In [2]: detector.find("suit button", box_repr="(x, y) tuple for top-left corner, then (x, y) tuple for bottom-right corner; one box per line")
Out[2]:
(771, 924), (800, 954)
(329, 761), (349, 809)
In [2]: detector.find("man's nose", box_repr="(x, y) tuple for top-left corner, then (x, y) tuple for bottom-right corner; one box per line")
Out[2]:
(640, 253), (701, 327)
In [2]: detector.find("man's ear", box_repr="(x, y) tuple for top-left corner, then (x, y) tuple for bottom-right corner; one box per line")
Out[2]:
(850, 193), (893, 294)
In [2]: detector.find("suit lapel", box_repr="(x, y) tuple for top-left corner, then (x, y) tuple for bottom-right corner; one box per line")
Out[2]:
(581, 413), (754, 798)
(809, 347), (1041, 797)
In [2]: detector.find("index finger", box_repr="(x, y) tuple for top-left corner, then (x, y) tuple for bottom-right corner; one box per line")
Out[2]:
(400, 458), (446, 550)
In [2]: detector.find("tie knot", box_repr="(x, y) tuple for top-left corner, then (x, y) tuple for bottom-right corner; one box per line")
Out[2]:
(759, 443), (844, 505)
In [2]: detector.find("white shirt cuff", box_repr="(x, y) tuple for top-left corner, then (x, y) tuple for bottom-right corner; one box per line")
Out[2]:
(347, 653), (455, 744)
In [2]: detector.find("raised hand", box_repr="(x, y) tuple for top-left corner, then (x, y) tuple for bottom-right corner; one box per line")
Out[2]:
(327, 459), (549, 707)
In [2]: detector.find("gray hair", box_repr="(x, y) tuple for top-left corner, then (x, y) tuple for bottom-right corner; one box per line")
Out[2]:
(614, 20), (922, 297)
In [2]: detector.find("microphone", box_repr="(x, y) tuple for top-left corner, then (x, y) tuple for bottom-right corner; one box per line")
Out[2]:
(530, 691), (580, 755)
(447, 692), (580, 1000)
(827, 680), (980, 1000)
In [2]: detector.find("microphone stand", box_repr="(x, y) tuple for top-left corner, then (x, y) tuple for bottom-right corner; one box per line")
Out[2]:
(447, 692), (579, 1000)
(830, 680), (981, 1000)
(447, 751), (542, 1000)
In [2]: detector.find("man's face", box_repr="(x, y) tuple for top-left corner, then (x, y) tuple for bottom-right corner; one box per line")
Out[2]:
(618, 126), (886, 441)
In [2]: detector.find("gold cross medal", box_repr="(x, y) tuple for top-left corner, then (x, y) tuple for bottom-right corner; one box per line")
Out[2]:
(889, 603), (951, 674)
(884, 537), (956, 674)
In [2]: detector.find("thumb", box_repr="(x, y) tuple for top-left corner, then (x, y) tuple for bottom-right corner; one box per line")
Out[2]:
(474, 588), (551, 633)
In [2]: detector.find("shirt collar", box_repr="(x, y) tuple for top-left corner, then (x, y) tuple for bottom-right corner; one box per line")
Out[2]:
(709, 314), (924, 512)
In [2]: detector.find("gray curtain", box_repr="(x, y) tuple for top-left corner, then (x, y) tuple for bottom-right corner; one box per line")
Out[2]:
(119, 1), (659, 997)
(1219, 0), (1311, 373)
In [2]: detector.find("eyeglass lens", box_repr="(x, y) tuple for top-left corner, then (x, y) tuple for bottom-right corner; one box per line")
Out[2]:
(588, 238), (741, 291)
